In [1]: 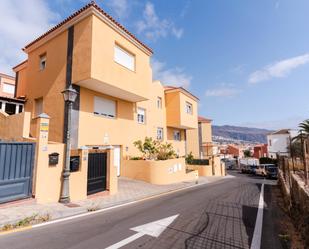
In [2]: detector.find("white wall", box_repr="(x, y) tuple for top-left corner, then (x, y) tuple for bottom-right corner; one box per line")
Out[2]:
(267, 132), (297, 158)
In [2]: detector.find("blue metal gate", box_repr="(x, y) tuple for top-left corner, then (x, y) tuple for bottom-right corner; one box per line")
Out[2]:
(0, 142), (35, 203)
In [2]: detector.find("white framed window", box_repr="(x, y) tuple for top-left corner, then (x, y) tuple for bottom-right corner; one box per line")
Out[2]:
(39, 53), (47, 70)
(185, 101), (193, 115)
(157, 127), (163, 140)
(2, 83), (15, 94)
(137, 107), (146, 124)
(114, 45), (135, 71)
(173, 130), (181, 141)
(94, 96), (116, 118)
(157, 97), (162, 109)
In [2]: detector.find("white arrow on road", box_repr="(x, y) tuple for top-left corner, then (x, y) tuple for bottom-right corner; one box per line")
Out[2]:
(105, 214), (179, 249)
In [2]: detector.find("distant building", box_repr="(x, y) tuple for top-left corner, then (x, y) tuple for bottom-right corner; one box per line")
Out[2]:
(267, 129), (298, 158)
(226, 144), (240, 158)
(253, 144), (268, 159)
(0, 72), (24, 115)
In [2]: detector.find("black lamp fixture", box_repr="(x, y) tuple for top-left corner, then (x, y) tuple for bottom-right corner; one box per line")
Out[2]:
(62, 85), (78, 103)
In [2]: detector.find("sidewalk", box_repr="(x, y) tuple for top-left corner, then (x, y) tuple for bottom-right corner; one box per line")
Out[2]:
(0, 176), (226, 229)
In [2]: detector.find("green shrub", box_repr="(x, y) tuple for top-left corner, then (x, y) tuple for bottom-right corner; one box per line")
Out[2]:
(157, 143), (176, 160)
(130, 156), (144, 160)
(259, 157), (278, 165)
(185, 152), (210, 165)
(185, 152), (194, 164)
(133, 137), (176, 160)
(133, 137), (159, 160)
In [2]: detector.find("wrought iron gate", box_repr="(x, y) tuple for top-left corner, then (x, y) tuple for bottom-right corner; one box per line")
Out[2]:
(87, 152), (107, 195)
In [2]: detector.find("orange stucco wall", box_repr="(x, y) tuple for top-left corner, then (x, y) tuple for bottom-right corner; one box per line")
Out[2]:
(15, 65), (28, 98)
(20, 30), (68, 142)
(77, 81), (190, 158)
(179, 93), (198, 129)
(201, 122), (212, 143)
(186, 128), (200, 158)
(90, 15), (151, 100)
(122, 158), (197, 185)
(0, 111), (30, 140)
(165, 90), (198, 129)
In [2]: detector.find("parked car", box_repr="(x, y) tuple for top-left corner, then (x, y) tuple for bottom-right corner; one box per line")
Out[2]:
(248, 165), (258, 174)
(255, 165), (267, 176)
(256, 164), (276, 177)
(266, 167), (278, 179)
(241, 165), (249, 173)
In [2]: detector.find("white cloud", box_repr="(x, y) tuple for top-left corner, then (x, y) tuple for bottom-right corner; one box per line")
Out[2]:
(152, 59), (192, 88)
(0, 0), (59, 75)
(248, 53), (309, 84)
(106, 0), (129, 19)
(136, 2), (183, 41)
(205, 84), (241, 97)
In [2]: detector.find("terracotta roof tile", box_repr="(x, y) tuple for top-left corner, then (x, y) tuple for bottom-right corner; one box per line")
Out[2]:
(198, 116), (212, 123)
(164, 86), (199, 101)
(271, 129), (290, 135)
(23, 1), (153, 54)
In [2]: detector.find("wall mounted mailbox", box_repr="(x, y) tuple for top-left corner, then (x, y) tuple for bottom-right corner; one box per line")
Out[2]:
(49, 153), (59, 165)
(70, 156), (80, 172)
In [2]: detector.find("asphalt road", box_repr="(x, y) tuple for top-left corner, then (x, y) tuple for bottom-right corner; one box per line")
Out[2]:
(0, 172), (282, 249)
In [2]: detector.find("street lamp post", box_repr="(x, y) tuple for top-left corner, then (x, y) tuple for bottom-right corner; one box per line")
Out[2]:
(59, 85), (78, 204)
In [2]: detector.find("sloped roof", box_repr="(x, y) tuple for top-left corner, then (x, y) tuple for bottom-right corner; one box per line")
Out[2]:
(198, 116), (212, 123)
(23, 1), (153, 54)
(12, 60), (28, 71)
(164, 86), (199, 101)
(271, 129), (290, 135)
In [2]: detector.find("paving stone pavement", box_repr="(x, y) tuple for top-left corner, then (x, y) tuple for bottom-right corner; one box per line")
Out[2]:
(0, 176), (226, 229)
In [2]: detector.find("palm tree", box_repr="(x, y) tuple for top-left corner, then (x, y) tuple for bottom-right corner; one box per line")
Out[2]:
(292, 119), (309, 142)
(299, 119), (309, 135)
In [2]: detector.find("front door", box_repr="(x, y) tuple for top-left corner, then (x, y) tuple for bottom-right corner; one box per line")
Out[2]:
(87, 152), (107, 195)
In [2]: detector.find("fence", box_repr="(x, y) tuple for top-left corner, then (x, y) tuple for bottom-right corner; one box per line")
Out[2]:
(278, 154), (309, 191)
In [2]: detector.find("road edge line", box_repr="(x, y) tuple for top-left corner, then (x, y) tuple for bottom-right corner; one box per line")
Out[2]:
(250, 183), (265, 249)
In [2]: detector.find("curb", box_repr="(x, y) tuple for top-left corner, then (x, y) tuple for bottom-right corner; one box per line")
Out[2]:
(0, 176), (231, 236)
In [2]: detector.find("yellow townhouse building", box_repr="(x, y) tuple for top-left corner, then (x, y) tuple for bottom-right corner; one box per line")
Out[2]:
(10, 2), (200, 202)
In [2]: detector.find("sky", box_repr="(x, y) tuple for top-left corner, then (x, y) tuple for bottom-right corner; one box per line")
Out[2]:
(1, 0), (309, 130)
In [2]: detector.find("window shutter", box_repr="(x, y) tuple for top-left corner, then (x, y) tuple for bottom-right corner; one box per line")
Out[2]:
(114, 45), (135, 71)
(94, 96), (116, 118)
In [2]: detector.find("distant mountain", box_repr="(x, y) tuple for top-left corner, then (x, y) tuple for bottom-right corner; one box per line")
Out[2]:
(212, 125), (272, 144)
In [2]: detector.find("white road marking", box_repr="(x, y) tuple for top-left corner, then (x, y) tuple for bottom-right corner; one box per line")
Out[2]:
(250, 183), (265, 249)
(105, 215), (179, 249)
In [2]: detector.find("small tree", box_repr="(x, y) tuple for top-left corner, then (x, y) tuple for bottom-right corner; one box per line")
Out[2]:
(157, 142), (176, 160)
(244, 150), (251, 158)
(133, 137), (179, 160)
(133, 137), (159, 160)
